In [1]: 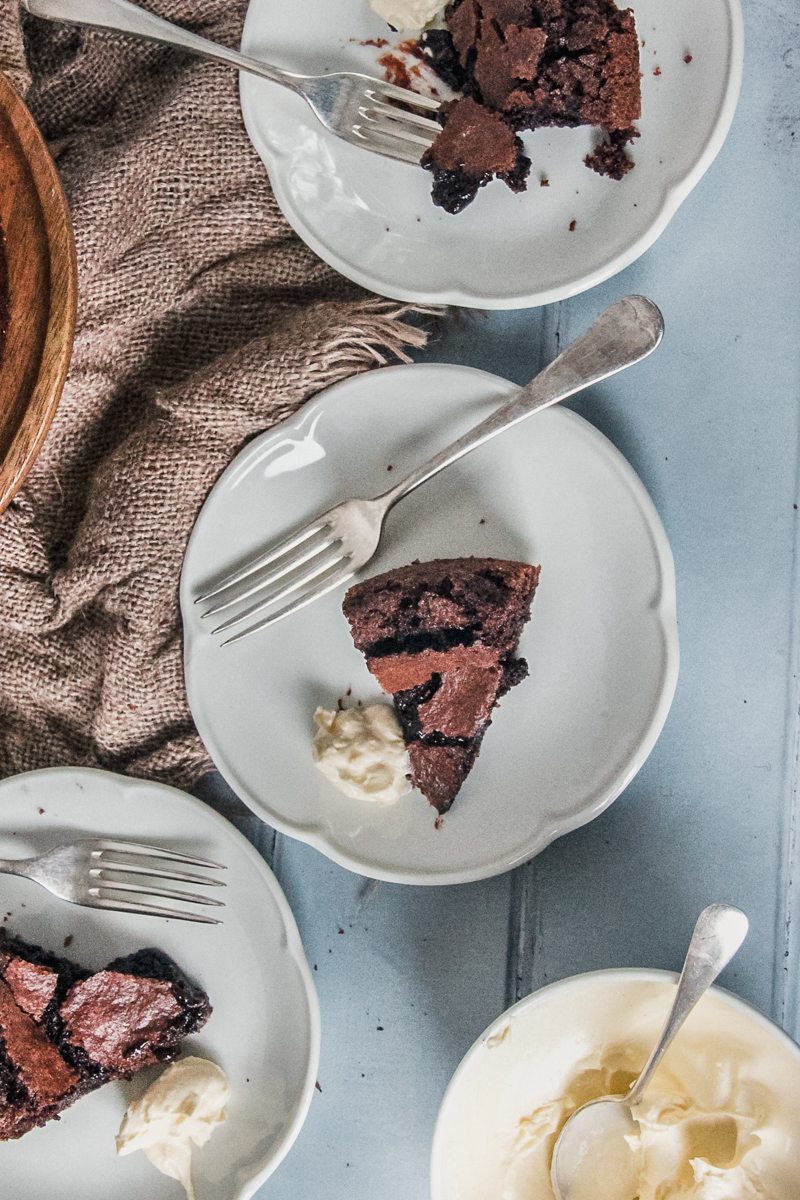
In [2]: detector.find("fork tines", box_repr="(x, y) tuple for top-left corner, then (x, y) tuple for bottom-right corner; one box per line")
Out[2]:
(373, 80), (441, 113)
(198, 521), (338, 616)
(354, 83), (441, 164)
(88, 839), (226, 925)
(195, 510), (355, 645)
(94, 839), (226, 869)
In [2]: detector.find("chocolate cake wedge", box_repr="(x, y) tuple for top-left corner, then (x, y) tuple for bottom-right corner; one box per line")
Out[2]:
(0, 931), (210, 1140)
(343, 557), (540, 813)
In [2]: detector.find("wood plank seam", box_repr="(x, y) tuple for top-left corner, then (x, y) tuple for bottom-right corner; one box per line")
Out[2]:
(773, 431), (800, 1041)
(504, 306), (554, 1006)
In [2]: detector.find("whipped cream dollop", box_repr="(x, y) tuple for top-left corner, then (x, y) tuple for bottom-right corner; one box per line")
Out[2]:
(433, 976), (800, 1200)
(116, 1057), (230, 1200)
(312, 704), (411, 805)
(369, 0), (445, 32)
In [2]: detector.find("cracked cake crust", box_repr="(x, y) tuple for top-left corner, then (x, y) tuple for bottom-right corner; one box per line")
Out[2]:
(344, 557), (540, 813)
(0, 932), (211, 1141)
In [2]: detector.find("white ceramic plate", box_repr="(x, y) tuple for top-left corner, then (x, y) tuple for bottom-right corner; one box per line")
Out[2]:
(431, 970), (800, 1199)
(0, 768), (319, 1200)
(239, 0), (743, 308)
(181, 363), (678, 885)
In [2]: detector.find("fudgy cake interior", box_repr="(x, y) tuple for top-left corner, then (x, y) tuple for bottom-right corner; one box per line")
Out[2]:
(422, 96), (531, 215)
(422, 0), (641, 212)
(0, 931), (210, 1140)
(343, 558), (540, 813)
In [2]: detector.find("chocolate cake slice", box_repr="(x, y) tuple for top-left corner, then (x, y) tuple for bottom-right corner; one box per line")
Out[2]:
(422, 0), (641, 211)
(343, 558), (539, 813)
(0, 932), (210, 1140)
(422, 96), (531, 215)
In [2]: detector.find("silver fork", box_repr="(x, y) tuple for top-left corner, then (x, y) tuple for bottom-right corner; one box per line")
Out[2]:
(23, 0), (441, 165)
(0, 838), (226, 925)
(196, 295), (664, 644)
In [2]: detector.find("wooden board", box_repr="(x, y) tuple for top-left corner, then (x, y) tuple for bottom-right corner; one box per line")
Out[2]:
(0, 70), (76, 515)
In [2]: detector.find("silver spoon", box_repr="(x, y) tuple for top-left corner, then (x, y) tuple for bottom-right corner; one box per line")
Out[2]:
(550, 903), (749, 1200)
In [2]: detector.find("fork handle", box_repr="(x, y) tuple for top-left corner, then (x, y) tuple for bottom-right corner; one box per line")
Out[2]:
(380, 296), (664, 509)
(23, 0), (298, 91)
(0, 857), (32, 878)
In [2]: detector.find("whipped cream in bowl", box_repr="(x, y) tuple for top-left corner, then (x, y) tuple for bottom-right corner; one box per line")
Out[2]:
(431, 971), (800, 1200)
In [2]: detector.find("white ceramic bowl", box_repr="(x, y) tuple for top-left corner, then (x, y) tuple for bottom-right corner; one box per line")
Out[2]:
(431, 969), (800, 1200)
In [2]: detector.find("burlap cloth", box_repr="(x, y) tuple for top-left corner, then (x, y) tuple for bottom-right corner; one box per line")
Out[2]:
(0, 1), (431, 787)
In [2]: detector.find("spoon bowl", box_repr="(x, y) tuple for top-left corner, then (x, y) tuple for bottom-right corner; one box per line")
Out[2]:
(551, 1100), (639, 1200)
(550, 904), (749, 1200)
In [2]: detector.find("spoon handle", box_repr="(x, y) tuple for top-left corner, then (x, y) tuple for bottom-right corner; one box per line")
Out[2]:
(379, 296), (663, 510)
(626, 904), (749, 1108)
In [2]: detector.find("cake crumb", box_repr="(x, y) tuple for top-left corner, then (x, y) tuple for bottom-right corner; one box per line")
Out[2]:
(376, 1026), (384, 1031)
(568, 219), (577, 231)
(683, 53), (693, 63)
(540, 177), (550, 187)
(387, 464), (393, 471)
(479, 518), (486, 524)
(397, 38), (426, 61)
(653, 66), (662, 76)
(37, 807), (45, 815)
(338, 927), (345, 935)
(315, 1080), (322, 1092)
(378, 52), (412, 90)
(63, 935), (73, 948)
(434, 815), (444, 830)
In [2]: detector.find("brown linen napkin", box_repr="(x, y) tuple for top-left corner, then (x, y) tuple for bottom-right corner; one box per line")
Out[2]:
(0, 2), (431, 787)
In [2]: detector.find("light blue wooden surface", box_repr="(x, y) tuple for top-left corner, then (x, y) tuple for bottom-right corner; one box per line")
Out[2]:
(198, 1), (800, 1194)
